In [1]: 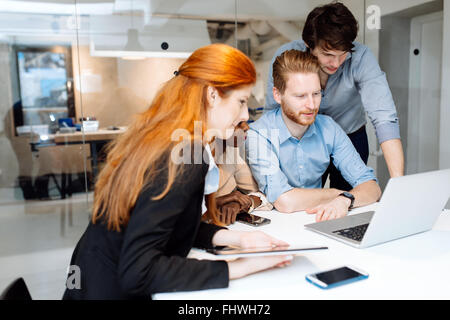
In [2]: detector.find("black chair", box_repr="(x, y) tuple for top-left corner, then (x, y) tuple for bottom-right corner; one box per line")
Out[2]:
(0, 278), (32, 300)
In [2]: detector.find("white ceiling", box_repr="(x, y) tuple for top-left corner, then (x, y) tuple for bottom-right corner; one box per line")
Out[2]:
(0, 0), (328, 21)
(0, 0), (322, 49)
(0, 0), (438, 52)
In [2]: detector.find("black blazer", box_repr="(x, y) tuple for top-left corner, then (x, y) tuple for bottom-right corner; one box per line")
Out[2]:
(62, 156), (229, 300)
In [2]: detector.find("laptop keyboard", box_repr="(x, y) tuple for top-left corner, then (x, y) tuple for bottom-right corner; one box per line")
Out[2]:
(332, 224), (370, 242)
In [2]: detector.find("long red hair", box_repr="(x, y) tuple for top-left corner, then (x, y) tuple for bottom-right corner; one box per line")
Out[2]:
(92, 44), (256, 231)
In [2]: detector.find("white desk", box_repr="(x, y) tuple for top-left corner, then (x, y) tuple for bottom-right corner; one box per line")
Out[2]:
(154, 204), (450, 300)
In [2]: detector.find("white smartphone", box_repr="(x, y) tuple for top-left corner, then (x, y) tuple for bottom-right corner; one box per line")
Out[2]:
(305, 266), (369, 290)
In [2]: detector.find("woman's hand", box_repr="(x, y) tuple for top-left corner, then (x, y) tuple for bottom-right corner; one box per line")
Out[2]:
(211, 230), (293, 280)
(238, 230), (289, 249)
(212, 230), (289, 249)
(228, 255), (294, 280)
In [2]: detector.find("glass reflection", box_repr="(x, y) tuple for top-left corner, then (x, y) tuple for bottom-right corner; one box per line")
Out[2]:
(0, 1), (90, 268)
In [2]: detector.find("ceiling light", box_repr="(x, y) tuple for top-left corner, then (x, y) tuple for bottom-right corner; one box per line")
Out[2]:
(89, 17), (210, 59)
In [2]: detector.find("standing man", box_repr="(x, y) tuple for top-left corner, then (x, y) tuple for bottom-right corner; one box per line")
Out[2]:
(265, 2), (404, 191)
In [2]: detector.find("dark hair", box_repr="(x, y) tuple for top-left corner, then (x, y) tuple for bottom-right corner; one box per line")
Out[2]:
(273, 50), (320, 94)
(302, 1), (358, 52)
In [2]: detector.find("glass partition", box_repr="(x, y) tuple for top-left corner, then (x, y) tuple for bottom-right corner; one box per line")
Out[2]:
(0, 0), (447, 300)
(0, 0), (92, 299)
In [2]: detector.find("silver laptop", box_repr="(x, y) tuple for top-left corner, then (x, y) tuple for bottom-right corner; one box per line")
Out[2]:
(304, 169), (450, 248)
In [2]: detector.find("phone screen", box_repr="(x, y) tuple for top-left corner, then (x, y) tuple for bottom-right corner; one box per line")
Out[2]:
(314, 267), (364, 285)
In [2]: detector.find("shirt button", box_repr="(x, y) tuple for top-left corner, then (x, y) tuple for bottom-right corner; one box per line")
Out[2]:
(299, 165), (304, 169)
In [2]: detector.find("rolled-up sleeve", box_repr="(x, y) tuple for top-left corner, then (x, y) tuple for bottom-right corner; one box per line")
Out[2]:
(354, 47), (401, 144)
(245, 128), (294, 203)
(330, 121), (378, 188)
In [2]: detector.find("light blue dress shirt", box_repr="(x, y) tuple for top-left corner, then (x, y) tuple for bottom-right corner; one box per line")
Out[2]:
(202, 144), (220, 214)
(246, 108), (377, 203)
(265, 40), (400, 144)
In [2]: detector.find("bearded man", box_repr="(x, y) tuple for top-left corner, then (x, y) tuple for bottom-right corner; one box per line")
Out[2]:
(246, 50), (381, 222)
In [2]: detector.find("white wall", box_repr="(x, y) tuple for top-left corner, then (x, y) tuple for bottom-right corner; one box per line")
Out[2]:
(359, 0), (445, 179)
(440, 1), (450, 169)
(366, 0), (436, 15)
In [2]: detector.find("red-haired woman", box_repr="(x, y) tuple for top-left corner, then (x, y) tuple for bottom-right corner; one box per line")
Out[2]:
(63, 44), (293, 300)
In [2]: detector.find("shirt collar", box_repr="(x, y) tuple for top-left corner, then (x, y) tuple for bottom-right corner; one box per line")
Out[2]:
(275, 108), (293, 144)
(276, 108), (318, 143)
(205, 144), (218, 170)
(303, 121), (317, 139)
(329, 51), (352, 80)
(346, 48), (353, 61)
(203, 144), (219, 195)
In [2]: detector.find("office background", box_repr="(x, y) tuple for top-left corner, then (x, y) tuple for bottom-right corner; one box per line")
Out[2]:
(0, 0), (449, 299)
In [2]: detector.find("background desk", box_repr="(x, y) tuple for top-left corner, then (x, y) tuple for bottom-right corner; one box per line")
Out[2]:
(30, 127), (126, 179)
(154, 204), (450, 300)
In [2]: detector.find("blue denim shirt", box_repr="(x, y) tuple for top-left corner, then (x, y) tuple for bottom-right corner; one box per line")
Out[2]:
(265, 40), (400, 144)
(246, 108), (377, 203)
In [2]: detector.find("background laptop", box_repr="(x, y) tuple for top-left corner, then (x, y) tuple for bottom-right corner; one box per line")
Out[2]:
(304, 169), (450, 248)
